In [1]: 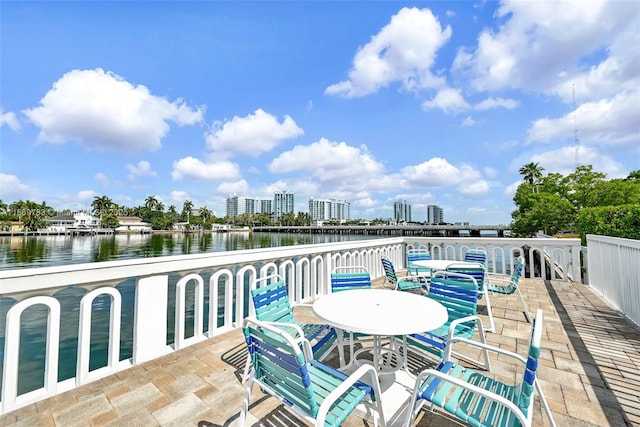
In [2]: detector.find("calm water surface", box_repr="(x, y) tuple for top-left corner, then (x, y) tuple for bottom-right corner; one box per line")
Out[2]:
(0, 231), (383, 269)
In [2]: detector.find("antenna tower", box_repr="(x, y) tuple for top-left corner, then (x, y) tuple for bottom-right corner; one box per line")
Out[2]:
(572, 84), (580, 170)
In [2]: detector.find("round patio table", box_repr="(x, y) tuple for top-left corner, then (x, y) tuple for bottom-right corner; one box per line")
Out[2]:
(412, 259), (480, 272)
(312, 289), (446, 374)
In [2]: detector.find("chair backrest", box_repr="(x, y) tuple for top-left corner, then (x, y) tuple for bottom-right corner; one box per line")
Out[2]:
(512, 256), (525, 283)
(331, 266), (372, 292)
(407, 248), (431, 264)
(446, 262), (486, 290)
(428, 271), (479, 330)
(514, 309), (544, 418)
(380, 256), (399, 286)
(463, 249), (487, 266)
(250, 275), (295, 324)
(242, 317), (318, 417)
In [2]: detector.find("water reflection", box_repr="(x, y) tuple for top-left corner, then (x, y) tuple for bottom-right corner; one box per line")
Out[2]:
(0, 232), (382, 269)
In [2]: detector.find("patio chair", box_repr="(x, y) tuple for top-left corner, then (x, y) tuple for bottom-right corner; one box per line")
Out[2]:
(463, 248), (487, 266)
(487, 256), (531, 322)
(405, 271), (490, 369)
(330, 265), (372, 292)
(381, 257), (425, 294)
(446, 262), (495, 333)
(239, 318), (387, 427)
(406, 248), (432, 285)
(242, 275), (342, 382)
(403, 309), (556, 427)
(330, 265), (374, 365)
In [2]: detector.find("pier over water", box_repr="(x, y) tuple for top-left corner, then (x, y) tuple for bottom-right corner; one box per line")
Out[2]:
(253, 224), (510, 237)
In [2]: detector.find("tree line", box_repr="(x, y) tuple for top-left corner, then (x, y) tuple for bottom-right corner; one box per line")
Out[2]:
(513, 163), (640, 240)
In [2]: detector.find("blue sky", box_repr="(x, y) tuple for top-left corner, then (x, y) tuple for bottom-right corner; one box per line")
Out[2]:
(1, 1), (638, 225)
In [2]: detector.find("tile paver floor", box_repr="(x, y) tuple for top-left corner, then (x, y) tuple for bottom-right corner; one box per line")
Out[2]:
(1, 276), (639, 426)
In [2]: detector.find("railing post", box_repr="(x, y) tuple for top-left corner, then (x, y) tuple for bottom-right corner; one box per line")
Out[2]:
(133, 274), (169, 364)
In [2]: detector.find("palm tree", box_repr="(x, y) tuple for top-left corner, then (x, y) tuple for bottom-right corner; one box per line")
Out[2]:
(92, 195), (113, 218)
(144, 195), (160, 210)
(182, 200), (194, 223)
(519, 162), (545, 192)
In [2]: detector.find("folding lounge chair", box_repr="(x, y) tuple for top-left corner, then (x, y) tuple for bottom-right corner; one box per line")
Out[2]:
(381, 257), (425, 294)
(239, 318), (387, 427)
(406, 248), (432, 286)
(487, 256), (531, 322)
(242, 274), (342, 382)
(446, 262), (495, 333)
(404, 309), (556, 427)
(406, 271), (490, 369)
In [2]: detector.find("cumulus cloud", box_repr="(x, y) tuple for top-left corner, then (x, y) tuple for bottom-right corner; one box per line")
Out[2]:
(0, 174), (37, 200)
(504, 180), (522, 197)
(0, 109), (21, 131)
(206, 109), (303, 157)
(422, 87), (470, 113)
(401, 158), (482, 187)
(453, 0), (638, 93)
(172, 156), (241, 181)
(530, 145), (626, 178)
(527, 91), (640, 147)
(126, 160), (157, 178)
(216, 179), (249, 195)
(269, 138), (385, 182)
(23, 68), (204, 153)
(95, 172), (110, 186)
(474, 97), (518, 111)
(458, 179), (490, 196)
(462, 116), (475, 127)
(325, 7), (451, 97)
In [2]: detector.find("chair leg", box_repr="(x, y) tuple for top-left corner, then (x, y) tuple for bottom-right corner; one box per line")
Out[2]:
(238, 377), (254, 427)
(483, 288), (496, 333)
(516, 287), (531, 323)
(241, 353), (252, 384)
(535, 379), (557, 427)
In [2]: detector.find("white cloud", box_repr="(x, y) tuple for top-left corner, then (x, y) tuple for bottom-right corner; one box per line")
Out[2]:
(474, 97), (518, 111)
(401, 158), (481, 187)
(269, 138), (385, 183)
(462, 116), (475, 127)
(504, 180), (522, 197)
(531, 145), (626, 178)
(422, 87), (471, 113)
(168, 191), (191, 206)
(126, 160), (157, 178)
(325, 7), (451, 97)
(206, 109), (303, 157)
(23, 68), (204, 153)
(453, 0), (638, 93)
(0, 174), (37, 200)
(172, 156), (241, 181)
(95, 172), (110, 186)
(216, 179), (249, 195)
(457, 179), (490, 196)
(0, 109), (21, 131)
(527, 91), (640, 147)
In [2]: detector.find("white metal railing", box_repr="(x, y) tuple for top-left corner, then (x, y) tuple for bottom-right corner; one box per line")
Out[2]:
(0, 236), (581, 414)
(586, 235), (640, 327)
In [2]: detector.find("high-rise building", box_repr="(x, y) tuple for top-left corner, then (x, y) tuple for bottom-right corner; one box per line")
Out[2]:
(226, 195), (272, 217)
(427, 204), (444, 224)
(273, 190), (294, 220)
(309, 198), (350, 221)
(394, 200), (412, 223)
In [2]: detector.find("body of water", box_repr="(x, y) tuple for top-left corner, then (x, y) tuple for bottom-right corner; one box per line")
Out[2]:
(0, 231), (384, 270)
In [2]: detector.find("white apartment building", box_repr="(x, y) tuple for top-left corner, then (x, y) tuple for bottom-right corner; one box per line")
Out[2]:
(226, 195), (272, 218)
(427, 204), (444, 224)
(394, 200), (412, 223)
(308, 198), (350, 221)
(273, 191), (294, 220)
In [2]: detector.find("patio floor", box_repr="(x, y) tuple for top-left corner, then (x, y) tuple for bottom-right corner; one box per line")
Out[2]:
(1, 275), (639, 426)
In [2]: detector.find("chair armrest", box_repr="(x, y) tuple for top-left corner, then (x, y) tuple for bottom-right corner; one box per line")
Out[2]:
(446, 336), (527, 365)
(413, 368), (529, 426)
(446, 315), (483, 342)
(316, 364), (385, 425)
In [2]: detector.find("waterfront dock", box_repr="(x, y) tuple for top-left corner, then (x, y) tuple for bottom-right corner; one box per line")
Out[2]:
(1, 275), (638, 426)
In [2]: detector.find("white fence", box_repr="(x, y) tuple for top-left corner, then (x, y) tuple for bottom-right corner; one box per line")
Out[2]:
(586, 235), (640, 327)
(0, 236), (581, 414)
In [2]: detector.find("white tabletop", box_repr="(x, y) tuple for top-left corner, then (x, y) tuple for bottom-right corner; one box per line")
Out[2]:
(412, 259), (480, 271)
(312, 289), (447, 336)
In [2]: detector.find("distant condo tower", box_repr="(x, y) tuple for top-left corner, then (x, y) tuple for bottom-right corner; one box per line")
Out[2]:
(309, 198), (350, 221)
(394, 200), (412, 223)
(273, 190), (295, 220)
(427, 204), (444, 225)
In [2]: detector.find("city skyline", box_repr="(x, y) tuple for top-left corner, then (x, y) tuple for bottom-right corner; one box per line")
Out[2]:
(1, 1), (637, 225)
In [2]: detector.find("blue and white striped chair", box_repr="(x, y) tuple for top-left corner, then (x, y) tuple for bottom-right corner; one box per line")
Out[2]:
(381, 257), (425, 294)
(240, 318), (387, 427)
(446, 262), (495, 333)
(330, 265), (372, 292)
(406, 248), (432, 285)
(404, 309), (556, 427)
(487, 256), (531, 322)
